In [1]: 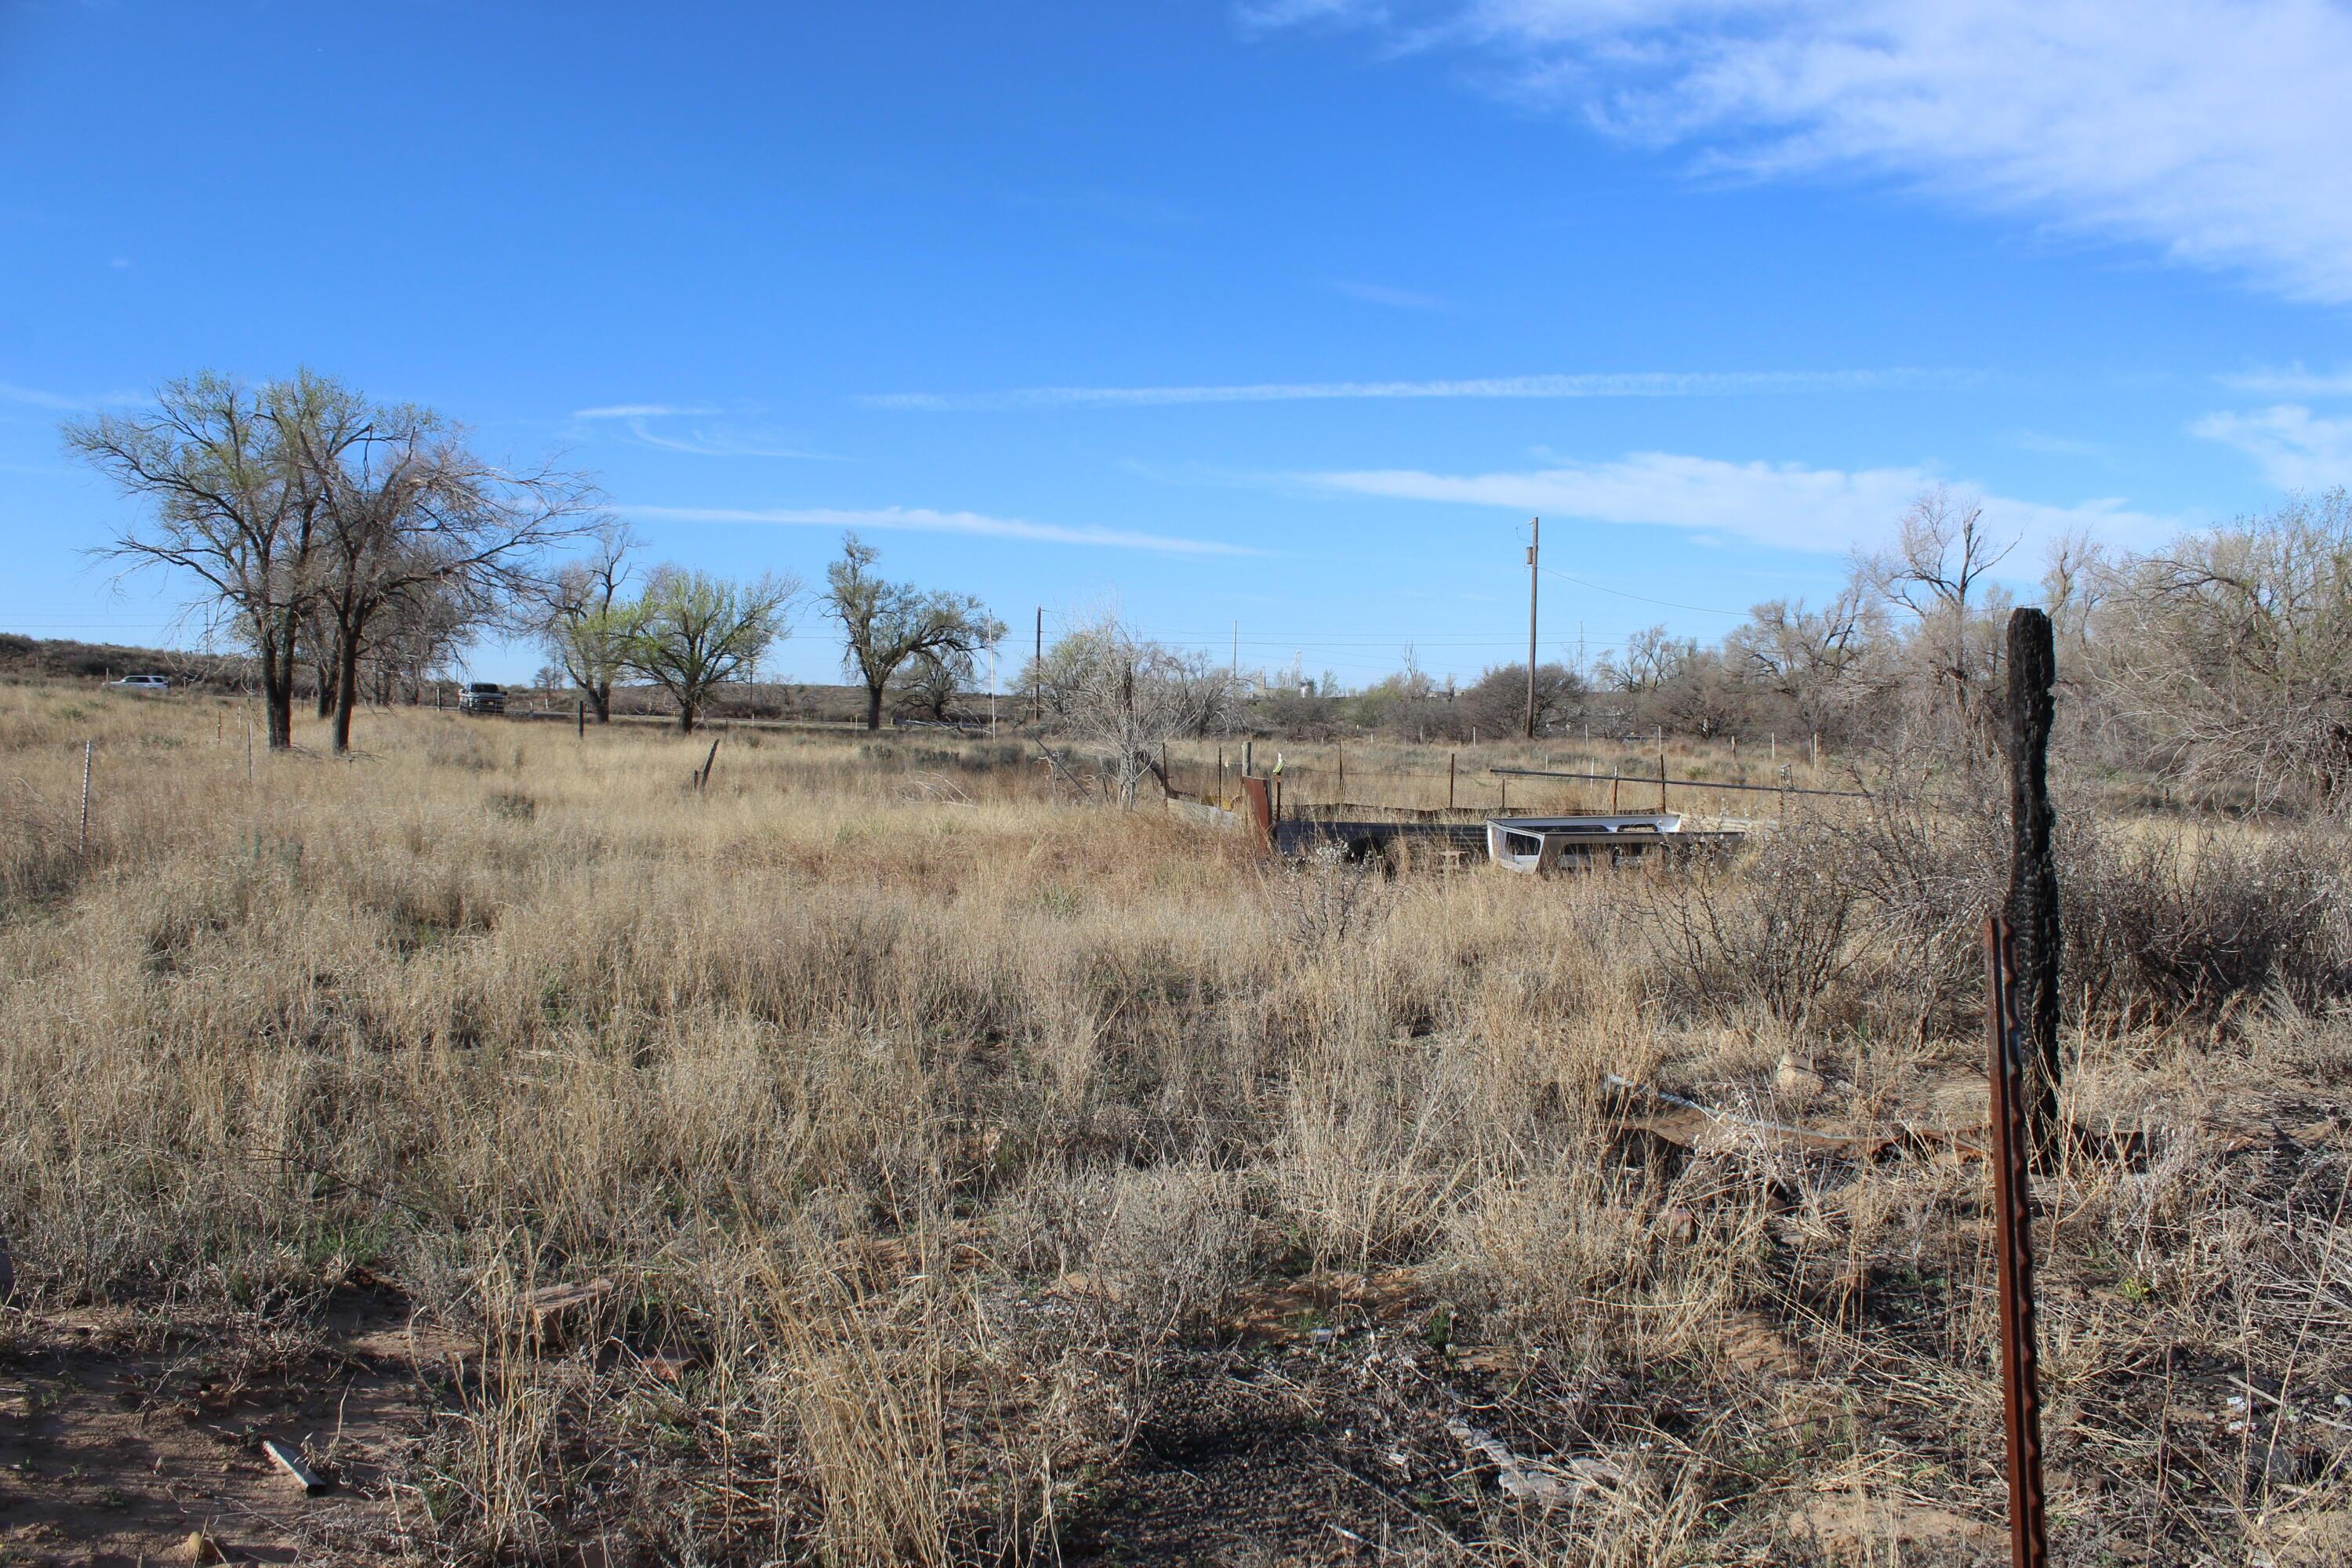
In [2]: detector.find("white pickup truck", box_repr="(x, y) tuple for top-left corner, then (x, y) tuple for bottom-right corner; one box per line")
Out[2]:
(108, 674), (171, 695)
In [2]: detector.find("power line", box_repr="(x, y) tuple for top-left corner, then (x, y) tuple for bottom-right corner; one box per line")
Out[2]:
(1535, 564), (1748, 619)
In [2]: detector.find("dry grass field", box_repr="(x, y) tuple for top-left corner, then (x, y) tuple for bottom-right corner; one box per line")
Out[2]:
(2, 681), (2350, 1566)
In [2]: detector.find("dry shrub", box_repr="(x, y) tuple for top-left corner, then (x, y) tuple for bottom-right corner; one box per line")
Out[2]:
(1000, 1162), (1271, 1334)
(770, 1272), (956, 1568)
(1629, 820), (1864, 1029)
(2063, 827), (2352, 1023)
(1650, 756), (2352, 1038)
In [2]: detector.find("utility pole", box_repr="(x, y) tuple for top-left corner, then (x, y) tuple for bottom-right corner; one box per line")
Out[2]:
(1525, 517), (1539, 739)
(1231, 620), (1239, 687)
(1033, 607), (1042, 727)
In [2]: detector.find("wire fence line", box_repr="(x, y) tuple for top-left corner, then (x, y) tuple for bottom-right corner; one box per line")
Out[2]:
(1159, 741), (1855, 815)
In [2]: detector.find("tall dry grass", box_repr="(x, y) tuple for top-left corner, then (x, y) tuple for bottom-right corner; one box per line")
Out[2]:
(2, 680), (2348, 1565)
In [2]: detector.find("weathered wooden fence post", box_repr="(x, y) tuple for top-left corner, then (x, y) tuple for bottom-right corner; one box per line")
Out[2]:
(2006, 607), (2062, 1157)
(78, 740), (92, 856)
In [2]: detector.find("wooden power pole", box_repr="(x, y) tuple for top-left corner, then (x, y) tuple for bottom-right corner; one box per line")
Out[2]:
(1033, 606), (1042, 727)
(1525, 517), (1539, 739)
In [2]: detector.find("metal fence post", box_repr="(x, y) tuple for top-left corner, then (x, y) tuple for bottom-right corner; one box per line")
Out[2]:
(1985, 915), (2051, 1568)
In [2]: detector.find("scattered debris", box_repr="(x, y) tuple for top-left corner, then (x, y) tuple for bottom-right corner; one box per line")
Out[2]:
(1221, 1265), (1432, 1341)
(1045, 1269), (1130, 1306)
(1446, 1419), (1630, 1508)
(260, 1436), (330, 1495)
(176, 1531), (230, 1565)
(1784, 1493), (1994, 1555)
(524, 1276), (615, 1336)
(1773, 1051), (1827, 1096)
(1605, 1073), (1885, 1154)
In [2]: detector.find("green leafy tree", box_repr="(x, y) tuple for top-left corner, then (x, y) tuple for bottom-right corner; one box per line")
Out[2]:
(823, 534), (1004, 731)
(67, 371), (336, 750)
(623, 565), (800, 733)
(540, 525), (639, 722)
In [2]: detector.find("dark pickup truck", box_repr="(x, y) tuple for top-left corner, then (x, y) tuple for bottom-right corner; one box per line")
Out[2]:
(457, 682), (506, 714)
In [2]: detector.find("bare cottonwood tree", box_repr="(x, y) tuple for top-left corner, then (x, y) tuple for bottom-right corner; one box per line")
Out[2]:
(823, 534), (1003, 731)
(1602, 624), (1700, 695)
(1725, 587), (1883, 735)
(299, 388), (603, 753)
(1862, 485), (2017, 742)
(1040, 612), (1232, 804)
(623, 565), (800, 733)
(362, 580), (471, 705)
(71, 370), (601, 753)
(540, 524), (638, 723)
(894, 650), (968, 722)
(2095, 490), (2352, 805)
(67, 372), (336, 750)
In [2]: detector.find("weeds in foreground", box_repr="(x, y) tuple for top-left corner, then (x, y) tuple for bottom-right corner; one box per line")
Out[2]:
(2, 689), (2347, 1563)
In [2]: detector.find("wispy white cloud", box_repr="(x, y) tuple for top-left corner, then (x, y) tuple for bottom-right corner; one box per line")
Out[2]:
(863, 367), (1951, 411)
(2009, 430), (2107, 460)
(1306, 451), (2176, 556)
(2217, 365), (2352, 397)
(573, 403), (719, 420)
(1258, 1), (2352, 306)
(1330, 279), (1450, 311)
(624, 503), (1259, 557)
(574, 404), (831, 459)
(0, 379), (128, 412)
(2192, 405), (2352, 491)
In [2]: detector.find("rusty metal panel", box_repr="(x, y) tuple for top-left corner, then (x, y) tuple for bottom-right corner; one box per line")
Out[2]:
(1239, 775), (1276, 858)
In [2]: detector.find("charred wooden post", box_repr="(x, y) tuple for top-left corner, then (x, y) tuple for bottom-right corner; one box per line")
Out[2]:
(2004, 608), (2062, 1160)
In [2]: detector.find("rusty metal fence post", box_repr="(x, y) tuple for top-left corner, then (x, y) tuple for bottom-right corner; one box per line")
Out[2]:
(1985, 916), (2051, 1568)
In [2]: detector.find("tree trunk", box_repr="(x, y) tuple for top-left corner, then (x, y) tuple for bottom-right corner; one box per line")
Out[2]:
(591, 682), (612, 724)
(259, 614), (297, 750)
(678, 702), (697, 735)
(866, 682), (884, 731)
(261, 661), (295, 751)
(331, 636), (363, 754)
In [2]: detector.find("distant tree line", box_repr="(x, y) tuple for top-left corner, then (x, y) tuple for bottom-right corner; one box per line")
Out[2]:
(71, 376), (2352, 808)
(1171, 485), (2352, 813)
(69, 372), (1013, 743)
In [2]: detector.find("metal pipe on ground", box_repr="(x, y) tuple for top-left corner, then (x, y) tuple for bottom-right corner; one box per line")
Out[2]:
(1490, 765), (1868, 801)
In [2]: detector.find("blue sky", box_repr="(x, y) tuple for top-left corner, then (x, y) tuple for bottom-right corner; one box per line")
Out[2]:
(5, 0), (2350, 687)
